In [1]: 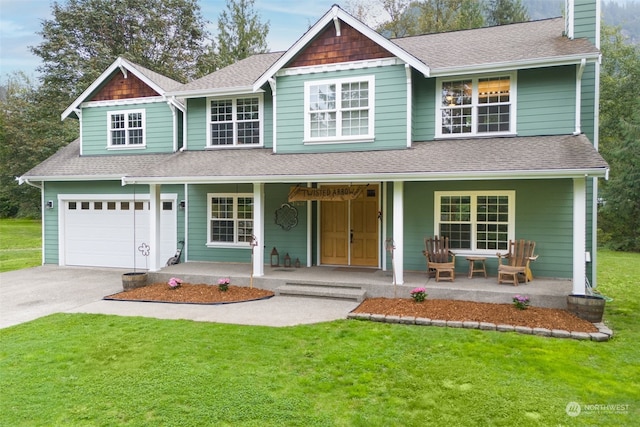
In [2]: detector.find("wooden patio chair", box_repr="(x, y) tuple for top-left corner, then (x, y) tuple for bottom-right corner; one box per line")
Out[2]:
(422, 236), (456, 282)
(497, 239), (538, 286)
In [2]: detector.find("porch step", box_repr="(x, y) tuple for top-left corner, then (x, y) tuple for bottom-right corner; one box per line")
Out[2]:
(276, 283), (367, 302)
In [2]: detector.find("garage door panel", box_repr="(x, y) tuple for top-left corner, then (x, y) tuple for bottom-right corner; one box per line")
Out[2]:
(63, 198), (176, 268)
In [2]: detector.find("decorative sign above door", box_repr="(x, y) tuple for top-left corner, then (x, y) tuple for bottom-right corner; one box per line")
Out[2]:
(288, 186), (366, 202)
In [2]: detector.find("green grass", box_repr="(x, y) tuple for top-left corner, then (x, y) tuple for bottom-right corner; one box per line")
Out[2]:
(0, 223), (638, 425)
(0, 218), (41, 272)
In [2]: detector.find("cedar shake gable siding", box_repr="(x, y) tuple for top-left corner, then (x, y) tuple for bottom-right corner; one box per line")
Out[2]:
(91, 70), (159, 101)
(287, 20), (393, 68)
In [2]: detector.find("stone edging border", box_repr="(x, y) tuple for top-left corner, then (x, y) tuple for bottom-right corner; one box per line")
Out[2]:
(347, 313), (613, 342)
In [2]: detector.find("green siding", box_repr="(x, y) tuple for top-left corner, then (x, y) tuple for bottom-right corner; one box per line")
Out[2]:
(42, 181), (183, 265)
(275, 64), (408, 153)
(574, 0), (598, 44)
(412, 72), (436, 141)
(580, 63), (597, 142)
(517, 66), (576, 136)
(82, 101), (175, 155)
(186, 98), (207, 150)
(263, 184), (308, 265)
(401, 180), (574, 278)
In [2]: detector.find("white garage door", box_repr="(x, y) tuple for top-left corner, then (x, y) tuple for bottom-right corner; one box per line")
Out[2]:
(62, 197), (177, 269)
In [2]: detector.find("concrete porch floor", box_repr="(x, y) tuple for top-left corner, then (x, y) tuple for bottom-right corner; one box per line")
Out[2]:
(149, 262), (573, 309)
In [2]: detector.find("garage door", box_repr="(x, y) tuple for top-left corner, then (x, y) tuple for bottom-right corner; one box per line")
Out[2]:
(62, 198), (177, 268)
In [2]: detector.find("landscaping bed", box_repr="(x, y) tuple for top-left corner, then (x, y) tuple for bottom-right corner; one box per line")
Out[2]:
(353, 297), (598, 333)
(106, 282), (274, 304)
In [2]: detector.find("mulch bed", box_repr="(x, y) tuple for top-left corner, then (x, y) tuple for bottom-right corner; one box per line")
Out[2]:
(353, 298), (598, 333)
(106, 282), (274, 304)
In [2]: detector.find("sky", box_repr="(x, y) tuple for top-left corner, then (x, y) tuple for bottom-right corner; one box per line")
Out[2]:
(0, 0), (350, 81)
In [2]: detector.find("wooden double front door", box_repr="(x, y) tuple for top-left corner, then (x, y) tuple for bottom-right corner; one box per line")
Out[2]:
(320, 185), (379, 267)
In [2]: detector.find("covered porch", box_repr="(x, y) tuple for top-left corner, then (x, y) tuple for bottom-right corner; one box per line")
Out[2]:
(148, 261), (573, 309)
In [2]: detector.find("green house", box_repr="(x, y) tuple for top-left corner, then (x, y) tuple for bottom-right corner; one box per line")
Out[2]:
(20, 2), (608, 295)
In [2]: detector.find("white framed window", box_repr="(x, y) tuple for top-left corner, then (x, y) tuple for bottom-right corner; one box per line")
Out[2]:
(107, 109), (145, 147)
(434, 191), (515, 254)
(436, 73), (515, 138)
(304, 75), (375, 143)
(207, 193), (254, 247)
(206, 96), (263, 147)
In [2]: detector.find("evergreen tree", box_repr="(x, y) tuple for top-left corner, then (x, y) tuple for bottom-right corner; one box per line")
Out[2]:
(485, 0), (529, 26)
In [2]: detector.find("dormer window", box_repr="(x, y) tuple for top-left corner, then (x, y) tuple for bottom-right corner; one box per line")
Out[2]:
(206, 95), (263, 147)
(108, 109), (145, 148)
(436, 74), (515, 138)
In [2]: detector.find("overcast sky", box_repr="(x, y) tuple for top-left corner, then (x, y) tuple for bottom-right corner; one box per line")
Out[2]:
(0, 0), (343, 81)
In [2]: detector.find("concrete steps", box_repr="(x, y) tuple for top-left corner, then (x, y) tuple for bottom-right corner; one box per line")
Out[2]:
(276, 282), (367, 302)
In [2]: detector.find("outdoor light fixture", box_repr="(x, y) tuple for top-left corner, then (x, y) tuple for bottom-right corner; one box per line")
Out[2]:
(46, 200), (54, 209)
(270, 247), (279, 267)
(284, 253), (291, 268)
(179, 200), (186, 210)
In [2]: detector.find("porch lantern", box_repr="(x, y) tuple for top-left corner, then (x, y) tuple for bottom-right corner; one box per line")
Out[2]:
(270, 247), (279, 267)
(284, 253), (291, 268)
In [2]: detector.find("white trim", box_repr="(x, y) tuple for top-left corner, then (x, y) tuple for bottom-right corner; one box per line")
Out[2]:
(76, 109), (83, 156)
(382, 182), (388, 271)
(277, 58), (403, 77)
(62, 57), (169, 120)
(566, 0), (575, 39)
(166, 86), (263, 99)
(303, 75), (375, 143)
(436, 72), (516, 139)
(307, 182), (312, 267)
(572, 177), (587, 295)
(429, 54), (600, 77)
(268, 78), (277, 153)
(148, 184), (162, 271)
(205, 94), (264, 148)
(405, 64), (412, 148)
(81, 96), (165, 109)
(252, 183), (264, 277)
(206, 192), (254, 247)
(106, 108), (146, 149)
(574, 59), (585, 135)
(253, 5), (429, 92)
(434, 190), (516, 255)
(184, 183), (189, 262)
(393, 181), (404, 285)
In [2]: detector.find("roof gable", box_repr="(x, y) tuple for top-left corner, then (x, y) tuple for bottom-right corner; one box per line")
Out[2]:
(91, 70), (160, 101)
(62, 57), (183, 120)
(253, 5), (430, 91)
(287, 20), (394, 68)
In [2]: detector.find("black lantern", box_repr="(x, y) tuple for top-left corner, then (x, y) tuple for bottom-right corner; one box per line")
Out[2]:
(270, 247), (280, 267)
(284, 253), (291, 268)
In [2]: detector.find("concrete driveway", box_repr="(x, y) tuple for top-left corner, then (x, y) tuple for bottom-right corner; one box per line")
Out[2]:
(0, 266), (359, 329)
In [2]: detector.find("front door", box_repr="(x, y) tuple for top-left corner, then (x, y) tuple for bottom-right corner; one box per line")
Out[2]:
(320, 185), (379, 267)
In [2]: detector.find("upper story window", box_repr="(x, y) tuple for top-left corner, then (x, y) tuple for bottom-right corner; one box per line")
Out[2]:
(436, 74), (515, 138)
(207, 96), (263, 147)
(108, 109), (145, 147)
(304, 76), (375, 143)
(434, 191), (515, 254)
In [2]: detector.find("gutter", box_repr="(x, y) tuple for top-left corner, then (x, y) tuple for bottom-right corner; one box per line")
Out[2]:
(166, 86), (263, 98)
(121, 167), (610, 186)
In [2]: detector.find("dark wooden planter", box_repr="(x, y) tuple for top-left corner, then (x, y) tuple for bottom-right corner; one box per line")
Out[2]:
(567, 294), (605, 323)
(122, 272), (148, 291)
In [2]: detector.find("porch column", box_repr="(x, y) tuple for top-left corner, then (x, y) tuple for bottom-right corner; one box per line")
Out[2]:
(253, 182), (265, 277)
(148, 184), (162, 272)
(393, 181), (404, 285)
(572, 177), (587, 295)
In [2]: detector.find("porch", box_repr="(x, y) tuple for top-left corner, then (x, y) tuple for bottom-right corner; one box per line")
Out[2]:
(149, 262), (573, 309)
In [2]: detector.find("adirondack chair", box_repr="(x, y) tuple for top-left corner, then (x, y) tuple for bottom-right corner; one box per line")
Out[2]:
(422, 236), (456, 282)
(497, 239), (538, 286)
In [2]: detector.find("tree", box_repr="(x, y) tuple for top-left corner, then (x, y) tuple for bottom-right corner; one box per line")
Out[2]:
(31, 0), (211, 110)
(485, 0), (529, 26)
(0, 74), (76, 217)
(417, 0), (484, 34)
(598, 25), (640, 251)
(215, 0), (270, 70)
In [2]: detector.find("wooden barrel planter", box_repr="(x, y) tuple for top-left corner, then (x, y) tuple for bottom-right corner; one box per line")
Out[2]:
(122, 272), (148, 291)
(567, 294), (605, 323)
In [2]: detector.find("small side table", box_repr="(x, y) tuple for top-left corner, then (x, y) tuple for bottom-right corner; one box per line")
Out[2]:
(466, 256), (487, 278)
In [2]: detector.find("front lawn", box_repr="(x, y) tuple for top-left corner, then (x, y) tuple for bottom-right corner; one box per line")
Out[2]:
(0, 251), (638, 426)
(0, 218), (41, 272)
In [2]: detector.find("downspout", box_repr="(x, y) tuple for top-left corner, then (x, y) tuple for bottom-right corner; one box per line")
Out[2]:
(75, 109), (83, 156)
(574, 58), (585, 135)
(405, 64), (412, 148)
(268, 78), (277, 153)
(167, 101), (177, 152)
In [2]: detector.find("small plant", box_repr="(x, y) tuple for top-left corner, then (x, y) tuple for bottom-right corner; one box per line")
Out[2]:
(218, 277), (230, 292)
(513, 294), (530, 310)
(410, 287), (427, 302)
(168, 277), (182, 289)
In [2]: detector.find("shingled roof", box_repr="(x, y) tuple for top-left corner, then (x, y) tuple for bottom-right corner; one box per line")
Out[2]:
(21, 135), (608, 183)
